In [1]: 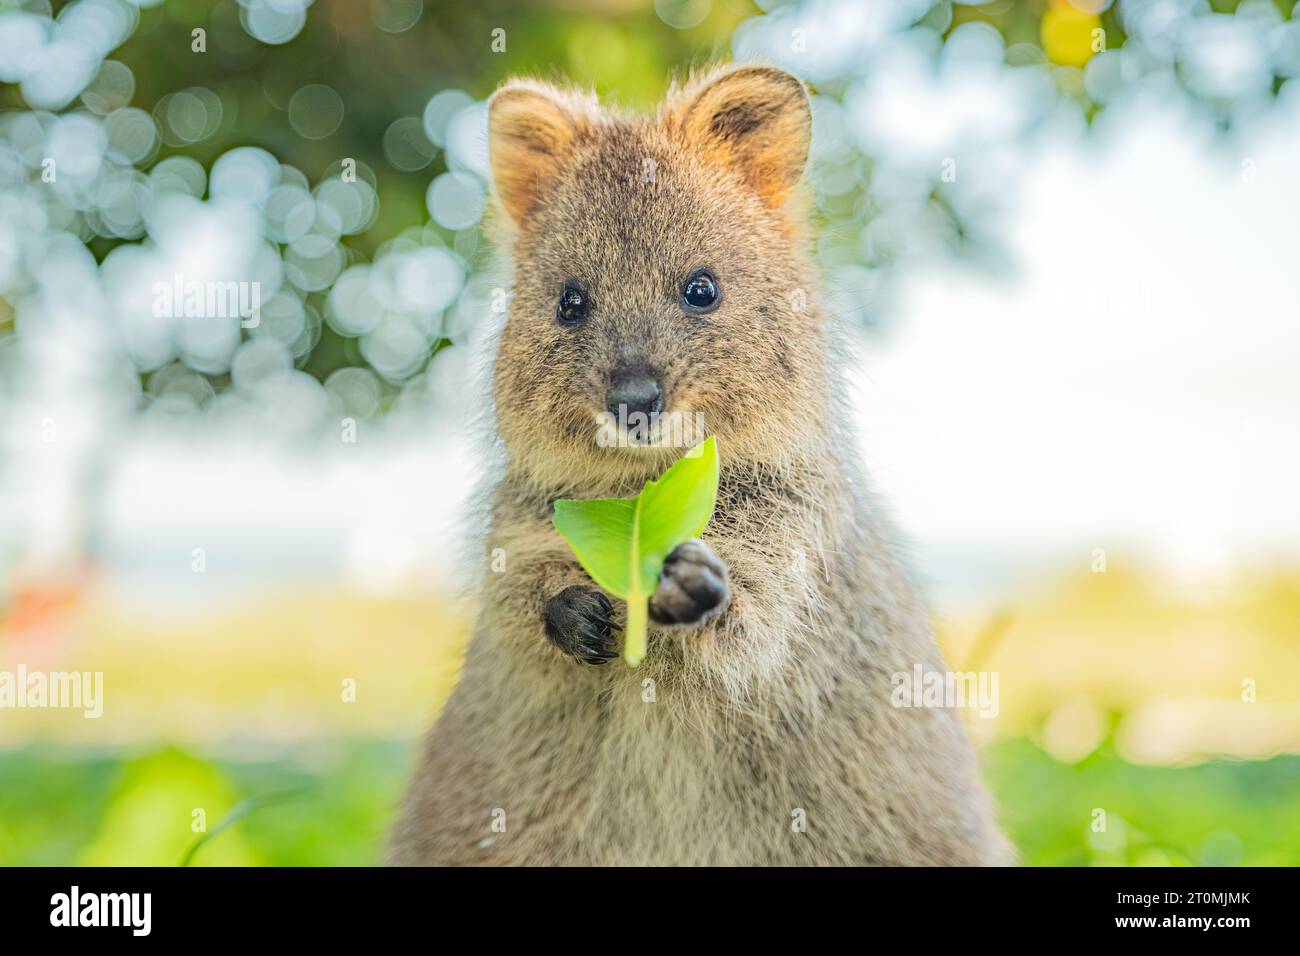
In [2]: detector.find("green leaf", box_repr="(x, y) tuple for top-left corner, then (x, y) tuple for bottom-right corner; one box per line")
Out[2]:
(552, 436), (719, 666)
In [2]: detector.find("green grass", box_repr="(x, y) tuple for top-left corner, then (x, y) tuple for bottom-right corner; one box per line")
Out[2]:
(986, 739), (1300, 865)
(0, 743), (411, 867)
(1, 739), (1297, 866)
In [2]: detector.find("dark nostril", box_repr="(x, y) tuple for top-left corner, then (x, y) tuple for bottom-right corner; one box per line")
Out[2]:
(606, 365), (664, 422)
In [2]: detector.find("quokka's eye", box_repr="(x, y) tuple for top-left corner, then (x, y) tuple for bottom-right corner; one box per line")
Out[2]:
(557, 284), (589, 326)
(681, 270), (720, 313)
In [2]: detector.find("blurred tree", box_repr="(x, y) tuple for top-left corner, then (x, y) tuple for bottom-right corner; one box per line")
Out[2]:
(1, 0), (1296, 405)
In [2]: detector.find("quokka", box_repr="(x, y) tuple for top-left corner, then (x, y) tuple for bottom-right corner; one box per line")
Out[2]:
(390, 64), (1012, 866)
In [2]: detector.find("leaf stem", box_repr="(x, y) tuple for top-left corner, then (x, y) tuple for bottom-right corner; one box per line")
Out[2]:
(624, 592), (648, 667)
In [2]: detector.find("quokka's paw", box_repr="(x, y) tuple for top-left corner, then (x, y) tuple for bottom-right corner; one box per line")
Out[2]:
(543, 585), (619, 665)
(649, 540), (730, 627)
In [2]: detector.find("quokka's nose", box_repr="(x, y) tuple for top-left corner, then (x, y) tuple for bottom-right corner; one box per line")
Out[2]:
(605, 365), (664, 422)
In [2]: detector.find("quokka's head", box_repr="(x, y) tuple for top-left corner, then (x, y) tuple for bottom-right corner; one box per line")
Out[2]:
(488, 65), (827, 491)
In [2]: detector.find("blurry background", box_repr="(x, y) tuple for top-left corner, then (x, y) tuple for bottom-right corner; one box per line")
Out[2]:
(2, 0), (1299, 866)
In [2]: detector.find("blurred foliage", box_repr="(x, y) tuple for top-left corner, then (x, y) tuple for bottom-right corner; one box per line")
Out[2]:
(4, 0), (1299, 409)
(0, 743), (406, 865)
(3, 737), (1298, 865)
(986, 739), (1300, 866)
(79, 748), (257, 865)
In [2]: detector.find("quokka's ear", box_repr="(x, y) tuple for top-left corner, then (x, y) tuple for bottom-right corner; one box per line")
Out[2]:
(488, 80), (590, 224)
(678, 66), (811, 207)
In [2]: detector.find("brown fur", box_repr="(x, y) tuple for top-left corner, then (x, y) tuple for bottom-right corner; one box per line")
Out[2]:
(389, 65), (1012, 866)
